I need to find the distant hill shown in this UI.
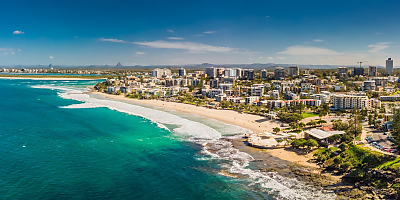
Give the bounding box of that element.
[0,63,389,70]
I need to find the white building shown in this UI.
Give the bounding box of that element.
[332,94,377,110]
[219,83,233,92]
[261,99,321,109]
[310,93,330,104]
[245,96,259,105]
[151,68,172,78]
[363,80,376,91]
[269,90,280,100]
[208,89,223,98]
[251,84,265,96]
[386,58,393,75]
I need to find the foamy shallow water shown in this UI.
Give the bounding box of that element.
[31,84,336,200]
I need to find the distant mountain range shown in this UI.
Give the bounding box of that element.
[0,63,390,70]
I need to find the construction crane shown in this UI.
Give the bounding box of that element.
[357,61,367,68]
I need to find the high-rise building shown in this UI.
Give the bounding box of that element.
[288,66,299,76]
[338,67,348,78]
[178,68,186,76]
[274,67,285,80]
[222,68,237,78]
[151,68,172,78]
[386,58,393,75]
[236,68,244,79]
[332,94,371,110]
[205,67,217,78]
[353,67,364,76]
[261,69,268,80]
[368,66,377,77]
[242,69,254,80]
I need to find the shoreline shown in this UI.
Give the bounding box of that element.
[91,91,281,134]
[90,90,324,169]
[0,76,100,80]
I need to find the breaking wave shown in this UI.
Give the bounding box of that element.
[31,84,336,200]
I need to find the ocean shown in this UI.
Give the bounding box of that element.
[0,78,335,200]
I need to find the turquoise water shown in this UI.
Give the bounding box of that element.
[0,73,108,76]
[0,79,261,200]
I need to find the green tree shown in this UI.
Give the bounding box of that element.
[273,127,281,134]
[305,139,319,150]
[327,134,341,144]
[390,108,400,150]
[317,119,327,126]
[368,114,373,126]
[333,120,349,131]
[289,122,298,130]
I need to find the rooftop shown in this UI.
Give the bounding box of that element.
[305,128,345,139]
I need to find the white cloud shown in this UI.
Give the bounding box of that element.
[368,42,390,52]
[100,38,126,43]
[277,45,342,55]
[167,37,184,40]
[11,52,14,55]
[136,52,145,55]
[13,30,24,35]
[49,56,53,59]
[203,31,215,34]
[259,57,263,59]
[313,39,323,42]
[167,30,174,33]
[133,40,235,53]
[277,57,285,59]
[18,49,21,52]
[0,48,5,51]
[266,16,270,18]
[268,57,274,59]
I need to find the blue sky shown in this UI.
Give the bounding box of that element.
[1,0,399,66]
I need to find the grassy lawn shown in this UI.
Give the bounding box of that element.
[375,157,400,170]
[301,112,319,118]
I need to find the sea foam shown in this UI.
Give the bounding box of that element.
[32,85,221,140]
[32,84,336,200]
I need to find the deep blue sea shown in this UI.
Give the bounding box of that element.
[0,78,335,200]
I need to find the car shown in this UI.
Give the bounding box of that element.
[383,132,387,135]
[383,147,389,151]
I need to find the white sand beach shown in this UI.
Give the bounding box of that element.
[91,91,320,168]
